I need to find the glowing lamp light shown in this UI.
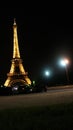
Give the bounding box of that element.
[64,59,69,64]
[60,60,66,66]
[60,58,69,67]
[59,58,70,84]
[45,71,50,76]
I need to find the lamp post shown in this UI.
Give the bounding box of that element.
[44,70,50,86]
[45,71,50,77]
[60,58,69,84]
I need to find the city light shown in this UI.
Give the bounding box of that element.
[59,58,69,84]
[44,70,50,77]
[60,58,69,67]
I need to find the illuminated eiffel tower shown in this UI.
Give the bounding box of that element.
[4,19,31,87]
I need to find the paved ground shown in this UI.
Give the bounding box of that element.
[0,85,73,110]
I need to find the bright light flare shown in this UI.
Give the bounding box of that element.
[64,59,69,64]
[45,71,50,76]
[60,58,69,67]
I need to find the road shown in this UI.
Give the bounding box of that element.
[0,85,73,110]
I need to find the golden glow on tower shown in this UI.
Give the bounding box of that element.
[4,19,31,87]
[9,59,26,74]
[13,19,20,58]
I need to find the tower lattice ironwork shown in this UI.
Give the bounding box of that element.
[4,19,31,87]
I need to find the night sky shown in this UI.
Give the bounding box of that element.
[0,8,73,86]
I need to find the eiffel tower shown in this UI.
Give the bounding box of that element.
[4,19,31,87]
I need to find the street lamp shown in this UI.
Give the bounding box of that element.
[45,70,50,77]
[60,58,69,84]
[43,70,51,86]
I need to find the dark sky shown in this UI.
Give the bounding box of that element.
[0,8,73,85]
